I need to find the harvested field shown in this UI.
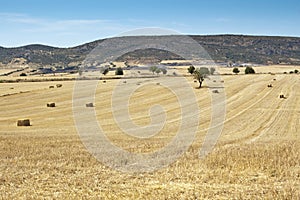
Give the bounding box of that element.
[0,67,299,199]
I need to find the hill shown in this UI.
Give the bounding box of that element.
[0,35,300,68]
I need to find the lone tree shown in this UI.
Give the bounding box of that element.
[245,66,255,74]
[188,66,195,74]
[149,66,158,74]
[115,67,124,75]
[233,67,240,74]
[194,67,210,88]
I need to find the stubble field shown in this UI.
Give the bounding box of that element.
[0,66,299,199]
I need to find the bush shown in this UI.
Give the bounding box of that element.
[115,67,124,75]
[20,72,27,76]
[294,69,299,74]
[161,68,167,75]
[210,67,216,75]
[100,67,109,75]
[245,66,255,74]
[233,67,240,74]
[187,66,195,74]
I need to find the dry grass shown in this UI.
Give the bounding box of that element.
[0,67,299,199]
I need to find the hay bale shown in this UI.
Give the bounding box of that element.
[49,86,55,89]
[17,119,30,126]
[86,103,94,107]
[212,89,219,93]
[156,83,160,85]
[267,84,272,87]
[123,81,127,84]
[273,78,276,81]
[103,80,106,83]
[56,84,62,88]
[47,102,56,107]
[279,94,285,99]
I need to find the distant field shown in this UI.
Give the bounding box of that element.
[0,65,299,199]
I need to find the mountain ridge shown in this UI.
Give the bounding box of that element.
[1,34,300,67]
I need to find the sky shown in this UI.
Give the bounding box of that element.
[0,0,299,47]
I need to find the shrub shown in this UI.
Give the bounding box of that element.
[20,72,27,76]
[210,67,216,75]
[294,69,299,74]
[188,66,195,74]
[161,68,167,75]
[115,67,124,75]
[100,67,109,75]
[233,67,240,74]
[245,67,255,74]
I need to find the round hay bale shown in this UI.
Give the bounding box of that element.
[49,86,55,89]
[86,103,94,107]
[17,119,30,126]
[156,83,160,85]
[56,84,62,88]
[212,89,219,93]
[103,80,106,83]
[47,102,55,107]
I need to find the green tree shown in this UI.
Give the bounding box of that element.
[233,67,240,74]
[149,66,158,74]
[188,66,195,74]
[194,67,210,88]
[115,67,124,75]
[245,66,255,74]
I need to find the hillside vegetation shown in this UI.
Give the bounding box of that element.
[0,35,300,68]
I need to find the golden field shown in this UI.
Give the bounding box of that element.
[0,65,299,199]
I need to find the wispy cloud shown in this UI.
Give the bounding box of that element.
[0,12,127,33]
[0,13,42,24]
[0,12,136,46]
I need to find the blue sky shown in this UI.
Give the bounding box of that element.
[0,0,299,47]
